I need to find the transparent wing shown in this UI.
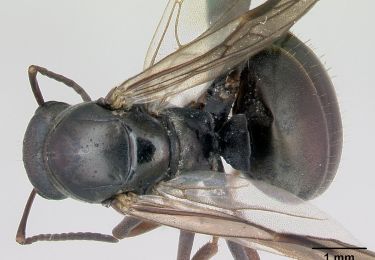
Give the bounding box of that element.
[112,171,375,260]
[143,0,252,109]
[106,0,318,110]
[144,0,252,69]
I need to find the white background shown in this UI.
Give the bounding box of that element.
[0,1,374,259]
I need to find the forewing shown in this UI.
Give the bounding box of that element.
[143,0,252,109]
[112,171,375,259]
[106,0,318,110]
[144,0,252,69]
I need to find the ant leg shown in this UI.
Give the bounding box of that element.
[28,65,91,106]
[16,189,118,245]
[242,248,260,260]
[176,231,195,260]
[191,236,219,260]
[226,240,260,260]
[112,216,159,239]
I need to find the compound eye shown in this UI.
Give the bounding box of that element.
[23,102,69,200]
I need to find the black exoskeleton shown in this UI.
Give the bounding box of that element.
[23,88,251,203]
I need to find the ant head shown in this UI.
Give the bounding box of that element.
[23,65,92,200]
[23,101,70,200]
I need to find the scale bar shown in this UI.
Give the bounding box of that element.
[312,247,367,250]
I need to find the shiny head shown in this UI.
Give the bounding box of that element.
[23,102,170,203]
[23,101,70,200]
